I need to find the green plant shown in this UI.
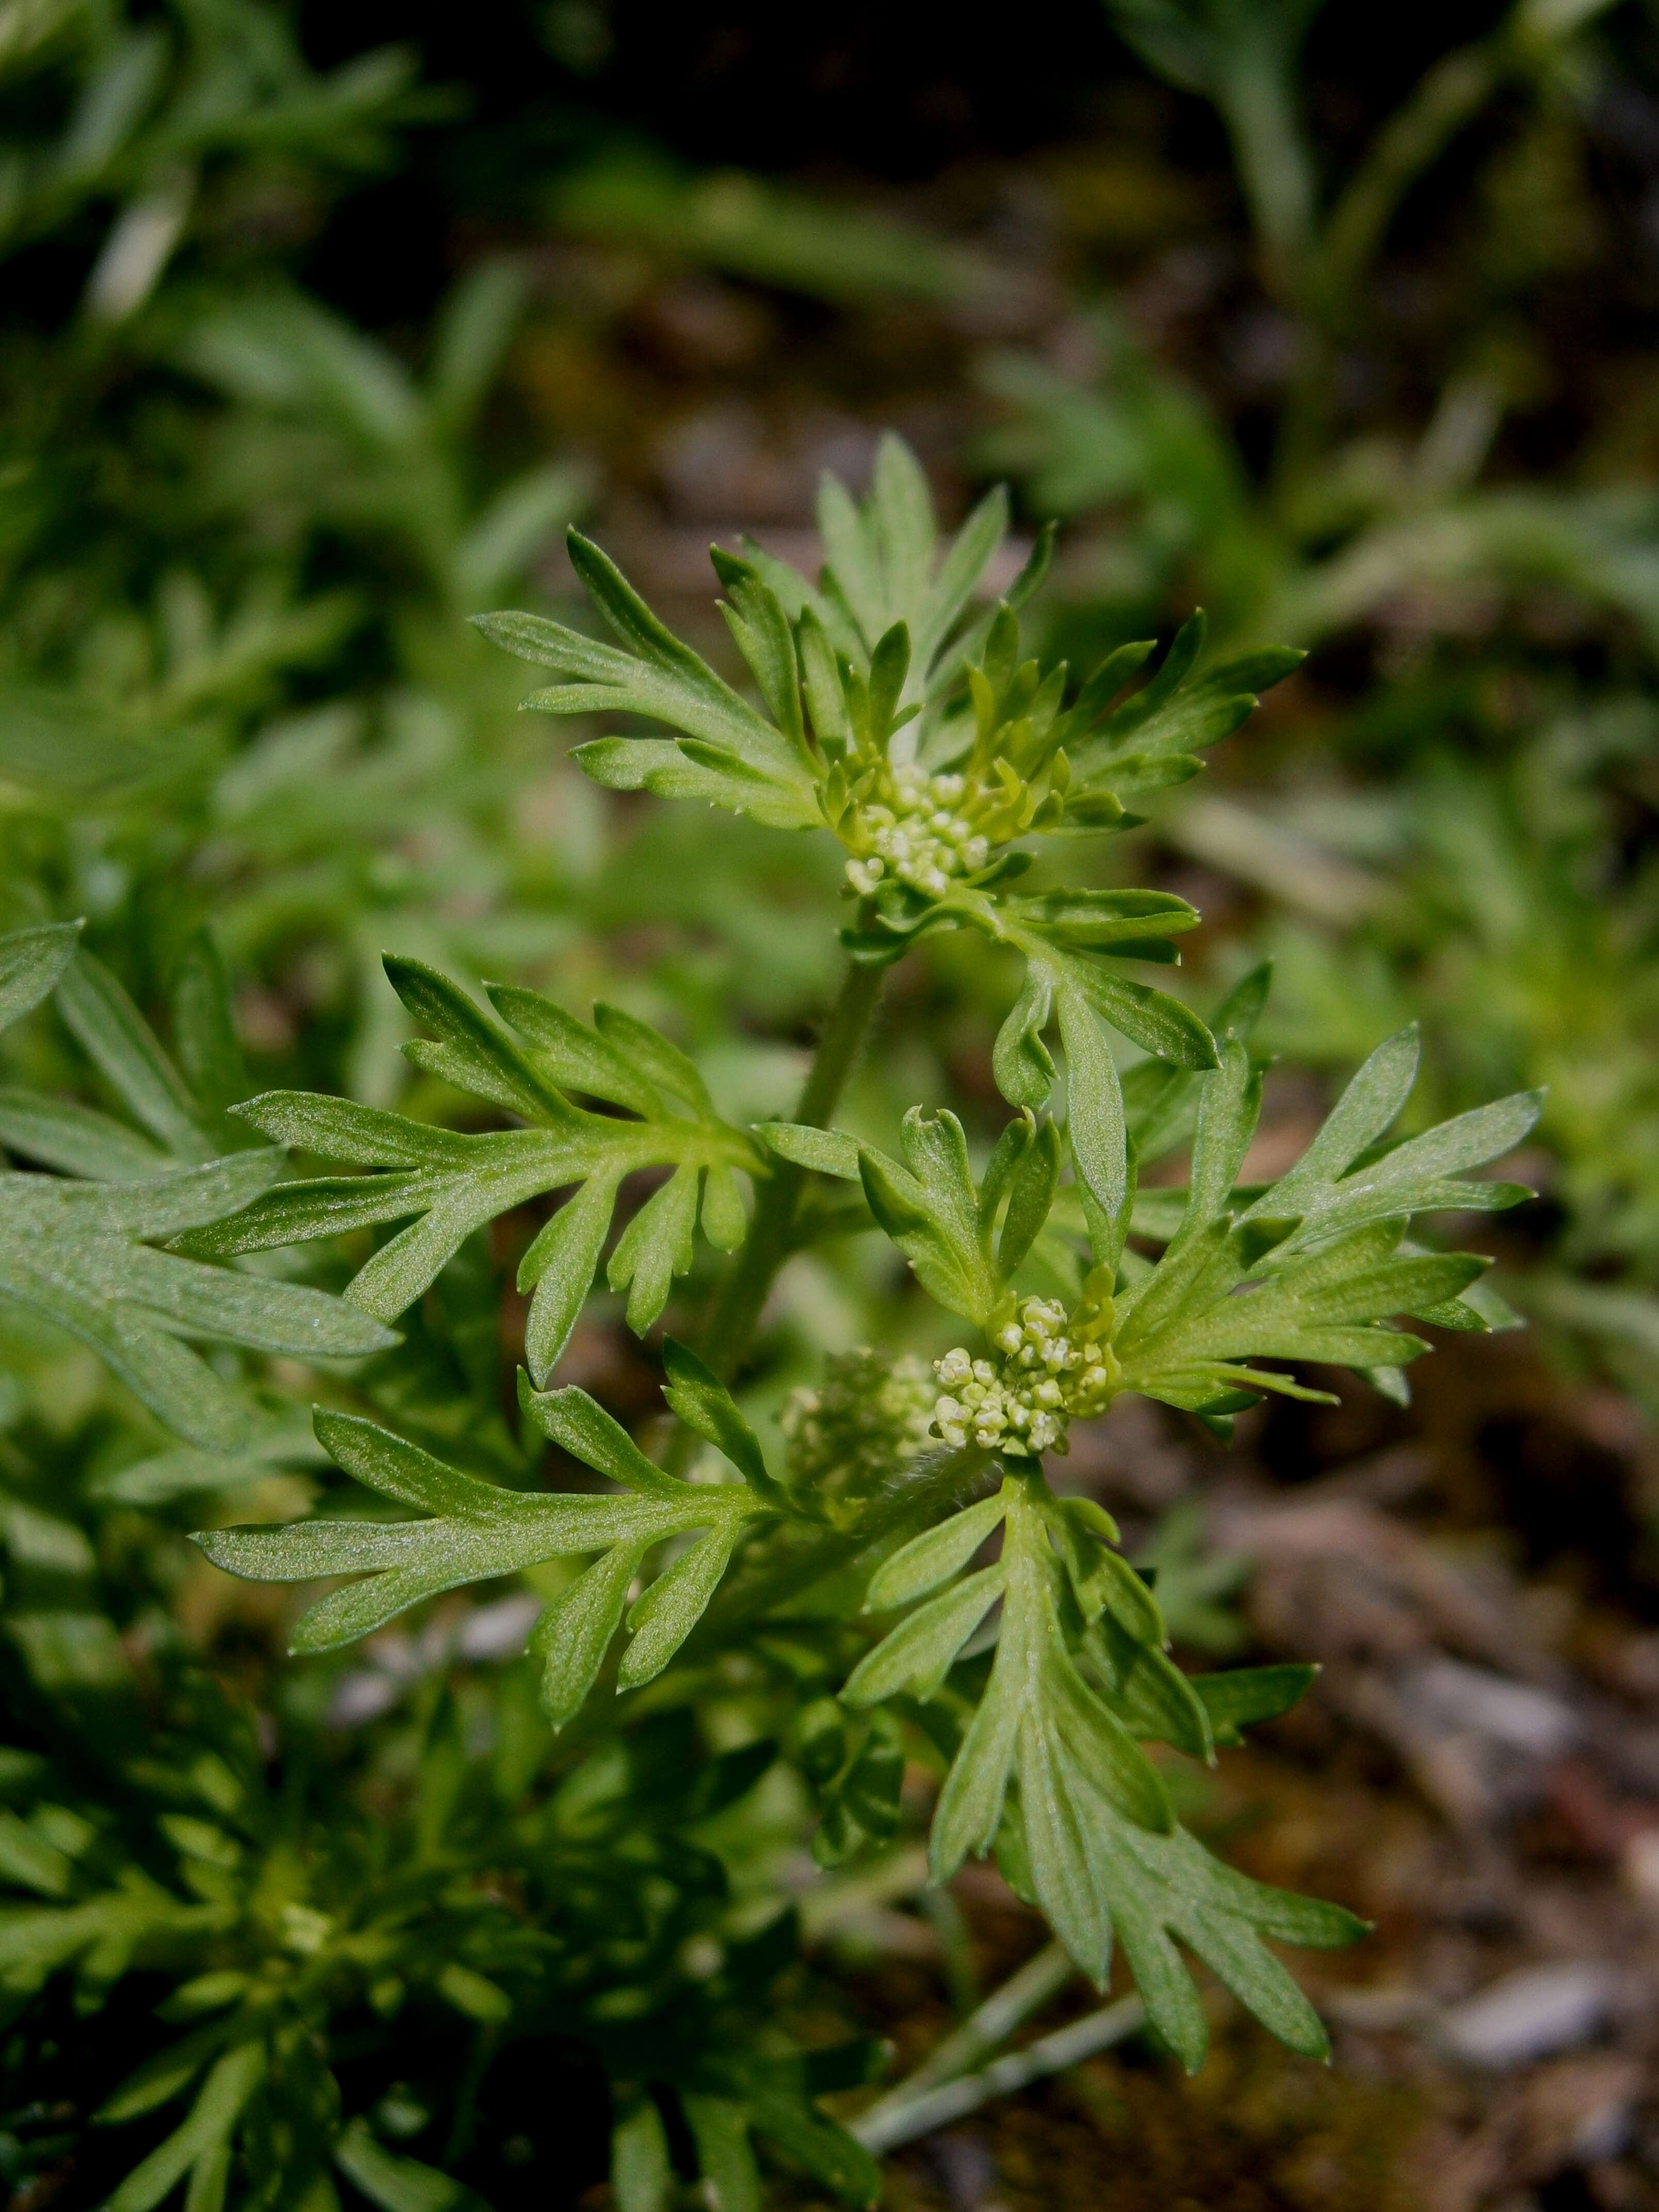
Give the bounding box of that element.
[978,0,1659,1395]
[0,0,423,313]
[1243,705,1659,1405]
[0,441,1540,2206]
[989,0,1648,654]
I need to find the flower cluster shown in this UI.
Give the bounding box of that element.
[932,1297,1118,1459]
[842,766,994,898]
[780,1347,937,1503]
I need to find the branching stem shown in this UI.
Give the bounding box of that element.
[691,1444,990,1655]
[700,956,885,1377]
[884,1941,1077,2105]
[557,1446,990,1755]
[853,1993,1145,2153]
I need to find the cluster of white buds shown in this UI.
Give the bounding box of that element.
[932,1298,1118,1459]
[844,766,993,899]
[780,1347,937,1504]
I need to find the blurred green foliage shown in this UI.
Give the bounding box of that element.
[988,0,1659,1400]
[1,1,1657,2206]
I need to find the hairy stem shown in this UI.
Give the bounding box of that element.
[877,1941,1077,2105]
[852,1995,1145,2154]
[700,956,885,1377]
[571,1447,992,1756]
[692,1444,991,1655]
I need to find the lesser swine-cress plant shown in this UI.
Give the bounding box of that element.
[0,439,1539,2209]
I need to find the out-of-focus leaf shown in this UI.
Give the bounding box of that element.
[0,1154,395,1448]
[0,921,79,1035]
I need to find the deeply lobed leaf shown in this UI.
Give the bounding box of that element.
[176,958,762,1376]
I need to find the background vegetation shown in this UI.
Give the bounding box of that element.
[4,2,1659,2206]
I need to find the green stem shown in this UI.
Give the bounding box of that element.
[1218,56,1316,301]
[1310,0,1624,327]
[1277,4,1603,504]
[884,1941,1077,2104]
[700,956,885,1378]
[572,1448,990,1752]
[1272,30,1509,513]
[690,1444,990,1656]
[1313,42,1499,328]
[852,1995,1145,2154]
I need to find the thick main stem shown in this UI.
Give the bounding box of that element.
[700,956,885,1378]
